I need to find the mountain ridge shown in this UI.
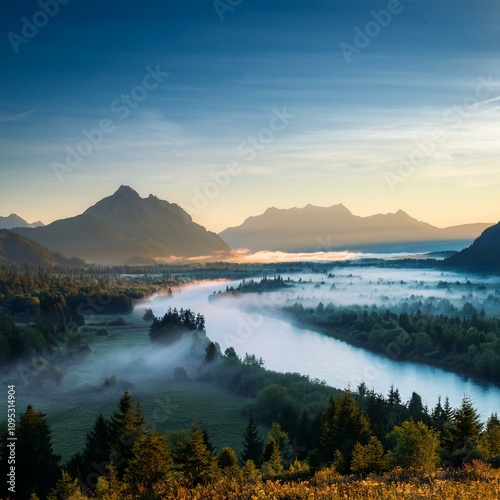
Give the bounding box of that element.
[0,229,85,267]
[13,186,230,265]
[0,214,44,229]
[219,204,494,253]
[445,221,500,271]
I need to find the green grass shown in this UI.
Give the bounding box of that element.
[19,379,254,462]
[6,316,262,463]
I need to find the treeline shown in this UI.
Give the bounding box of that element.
[149,308,206,345]
[0,269,165,322]
[209,275,292,301]
[2,388,499,500]
[284,303,500,383]
[0,314,89,376]
[198,349,500,471]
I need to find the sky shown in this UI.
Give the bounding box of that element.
[0,0,499,232]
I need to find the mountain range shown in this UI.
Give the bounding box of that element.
[0,214,44,229]
[13,186,229,265]
[219,204,494,253]
[4,188,497,266]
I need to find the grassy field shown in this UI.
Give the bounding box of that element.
[20,379,255,463]
[6,314,262,462]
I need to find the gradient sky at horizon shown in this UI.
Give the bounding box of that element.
[1,0,499,232]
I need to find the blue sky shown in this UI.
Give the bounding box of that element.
[1,0,499,231]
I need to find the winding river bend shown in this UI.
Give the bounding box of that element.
[144,269,500,420]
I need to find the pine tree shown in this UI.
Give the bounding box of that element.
[241,416,264,466]
[16,404,61,499]
[445,396,483,463]
[408,392,427,422]
[47,471,85,500]
[218,447,239,469]
[261,439,283,477]
[94,464,122,500]
[296,409,311,459]
[479,413,500,459]
[123,431,173,497]
[218,447,240,478]
[80,415,112,490]
[109,392,146,478]
[178,424,218,486]
[202,341,219,366]
[202,428,216,454]
[320,392,371,472]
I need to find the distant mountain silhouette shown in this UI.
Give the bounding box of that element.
[0,214,44,229]
[13,186,229,265]
[445,221,500,271]
[219,204,493,253]
[0,229,84,267]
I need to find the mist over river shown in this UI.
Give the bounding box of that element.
[142,267,500,419]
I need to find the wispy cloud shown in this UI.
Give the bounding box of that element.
[0,110,35,123]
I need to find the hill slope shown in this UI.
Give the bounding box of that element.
[14,186,229,264]
[0,230,84,267]
[219,204,493,252]
[445,221,500,271]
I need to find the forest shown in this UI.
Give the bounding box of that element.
[1,379,499,499]
[283,302,500,384]
[1,269,499,499]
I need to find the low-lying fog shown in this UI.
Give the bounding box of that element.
[3,266,499,430]
[143,267,500,419]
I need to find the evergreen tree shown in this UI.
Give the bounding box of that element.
[445,396,483,464]
[277,402,299,440]
[47,471,85,500]
[109,392,146,478]
[431,396,454,438]
[266,422,293,465]
[261,439,283,477]
[351,436,386,474]
[366,392,389,444]
[479,413,500,459]
[296,409,312,459]
[241,416,264,466]
[123,431,172,498]
[94,464,122,500]
[202,341,219,366]
[218,447,239,469]
[178,424,218,486]
[320,392,371,472]
[16,404,61,499]
[80,414,112,490]
[408,392,427,422]
[202,428,216,454]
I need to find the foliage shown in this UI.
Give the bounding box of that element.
[240,416,264,466]
[149,307,205,344]
[387,419,440,472]
[284,303,500,383]
[15,404,61,499]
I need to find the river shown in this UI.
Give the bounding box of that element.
[143,267,500,420]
